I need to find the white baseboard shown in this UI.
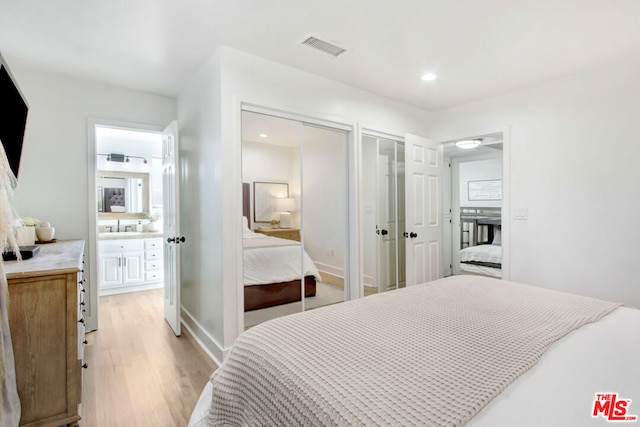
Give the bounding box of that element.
[314,261,344,278]
[99,281,163,296]
[363,274,374,287]
[180,306,229,366]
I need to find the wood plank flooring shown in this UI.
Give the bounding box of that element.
[82,289,217,427]
[321,272,378,297]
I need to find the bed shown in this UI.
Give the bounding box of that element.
[190,275,639,426]
[460,207,502,278]
[460,244,502,278]
[243,217,321,311]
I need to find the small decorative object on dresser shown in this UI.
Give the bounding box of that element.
[35,221,55,242]
[16,216,40,246]
[255,227,300,242]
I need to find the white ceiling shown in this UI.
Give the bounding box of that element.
[2,0,640,111]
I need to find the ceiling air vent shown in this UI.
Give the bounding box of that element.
[300,34,347,57]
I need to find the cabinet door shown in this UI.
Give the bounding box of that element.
[123,252,144,284]
[99,254,122,287]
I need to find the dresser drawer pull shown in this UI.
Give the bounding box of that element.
[83,340,88,345]
[78,318,85,324]
[82,363,88,369]
[80,302,85,306]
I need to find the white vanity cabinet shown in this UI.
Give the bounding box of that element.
[98,237,164,295]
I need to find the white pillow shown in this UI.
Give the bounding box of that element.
[492,228,502,246]
[242,216,253,235]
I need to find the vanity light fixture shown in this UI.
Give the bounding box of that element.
[455,138,483,150]
[98,153,148,164]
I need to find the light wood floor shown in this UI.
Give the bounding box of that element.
[321,272,379,297]
[82,289,217,427]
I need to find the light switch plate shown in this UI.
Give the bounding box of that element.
[514,208,528,220]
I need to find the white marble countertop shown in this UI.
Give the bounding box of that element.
[3,240,85,278]
[98,231,163,240]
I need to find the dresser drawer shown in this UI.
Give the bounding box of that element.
[99,239,144,253]
[145,250,162,261]
[144,238,163,250]
[145,260,163,271]
[145,271,163,282]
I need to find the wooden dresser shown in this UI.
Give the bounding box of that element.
[255,227,301,242]
[4,240,86,427]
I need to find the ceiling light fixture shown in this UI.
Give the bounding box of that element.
[259,133,268,138]
[455,138,483,150]
[420,73,438,81]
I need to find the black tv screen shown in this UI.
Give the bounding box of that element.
[0,53,29,179]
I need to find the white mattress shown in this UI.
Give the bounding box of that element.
[460,262,502,278]
[189,279,639,426]
[469,306,640,426]
[460,244,502,265]
[243,232,320,286]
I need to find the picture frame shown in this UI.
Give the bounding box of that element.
[253,181,289,223]
[468,179,502,201]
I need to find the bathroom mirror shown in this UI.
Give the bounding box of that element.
[97,171,150,218]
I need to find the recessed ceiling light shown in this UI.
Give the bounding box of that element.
[259,133,268,138]
[420,73,438,81]
[456,139,483,150]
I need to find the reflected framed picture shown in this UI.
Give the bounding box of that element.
[468,179,502,201]
[253,181,289,223]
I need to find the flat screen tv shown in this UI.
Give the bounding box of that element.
[0,53,29,179]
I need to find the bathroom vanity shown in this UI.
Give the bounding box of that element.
[97,232,163,295]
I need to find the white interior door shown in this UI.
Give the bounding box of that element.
[405,133,443,285]
[162,120,181,336]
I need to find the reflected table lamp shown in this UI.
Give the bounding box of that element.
[275,198,295,228]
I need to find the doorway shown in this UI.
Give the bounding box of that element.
[86,121,166,332]
[362,134,406,294]
[240,109,351,328]
[442,132,505,279]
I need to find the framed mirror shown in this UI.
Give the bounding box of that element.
[97,171,150,218]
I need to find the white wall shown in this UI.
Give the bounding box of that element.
[176,51,227,363]
[178,46,434,359]
[6,57,175,330]
[301,125,347,277]
[431,57,640,308]
[459,158,502,208]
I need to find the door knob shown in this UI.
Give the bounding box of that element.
[410,232,418,238]
[178,236,186,243]
[403,232,408,238]
[381,229,388,236]
[167,237,176,243]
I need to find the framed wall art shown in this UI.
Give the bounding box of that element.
[468,179,502,201]
[253,181,289,223]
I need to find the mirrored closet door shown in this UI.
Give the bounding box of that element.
[241,110,348,329]
[362,134,406,295]
[301,123,348,311]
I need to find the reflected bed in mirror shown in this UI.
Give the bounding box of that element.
[97,171,150,218]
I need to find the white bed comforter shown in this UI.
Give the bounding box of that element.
[192,276,626,426]
[243,232,320,286]
[460,244,502,265]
